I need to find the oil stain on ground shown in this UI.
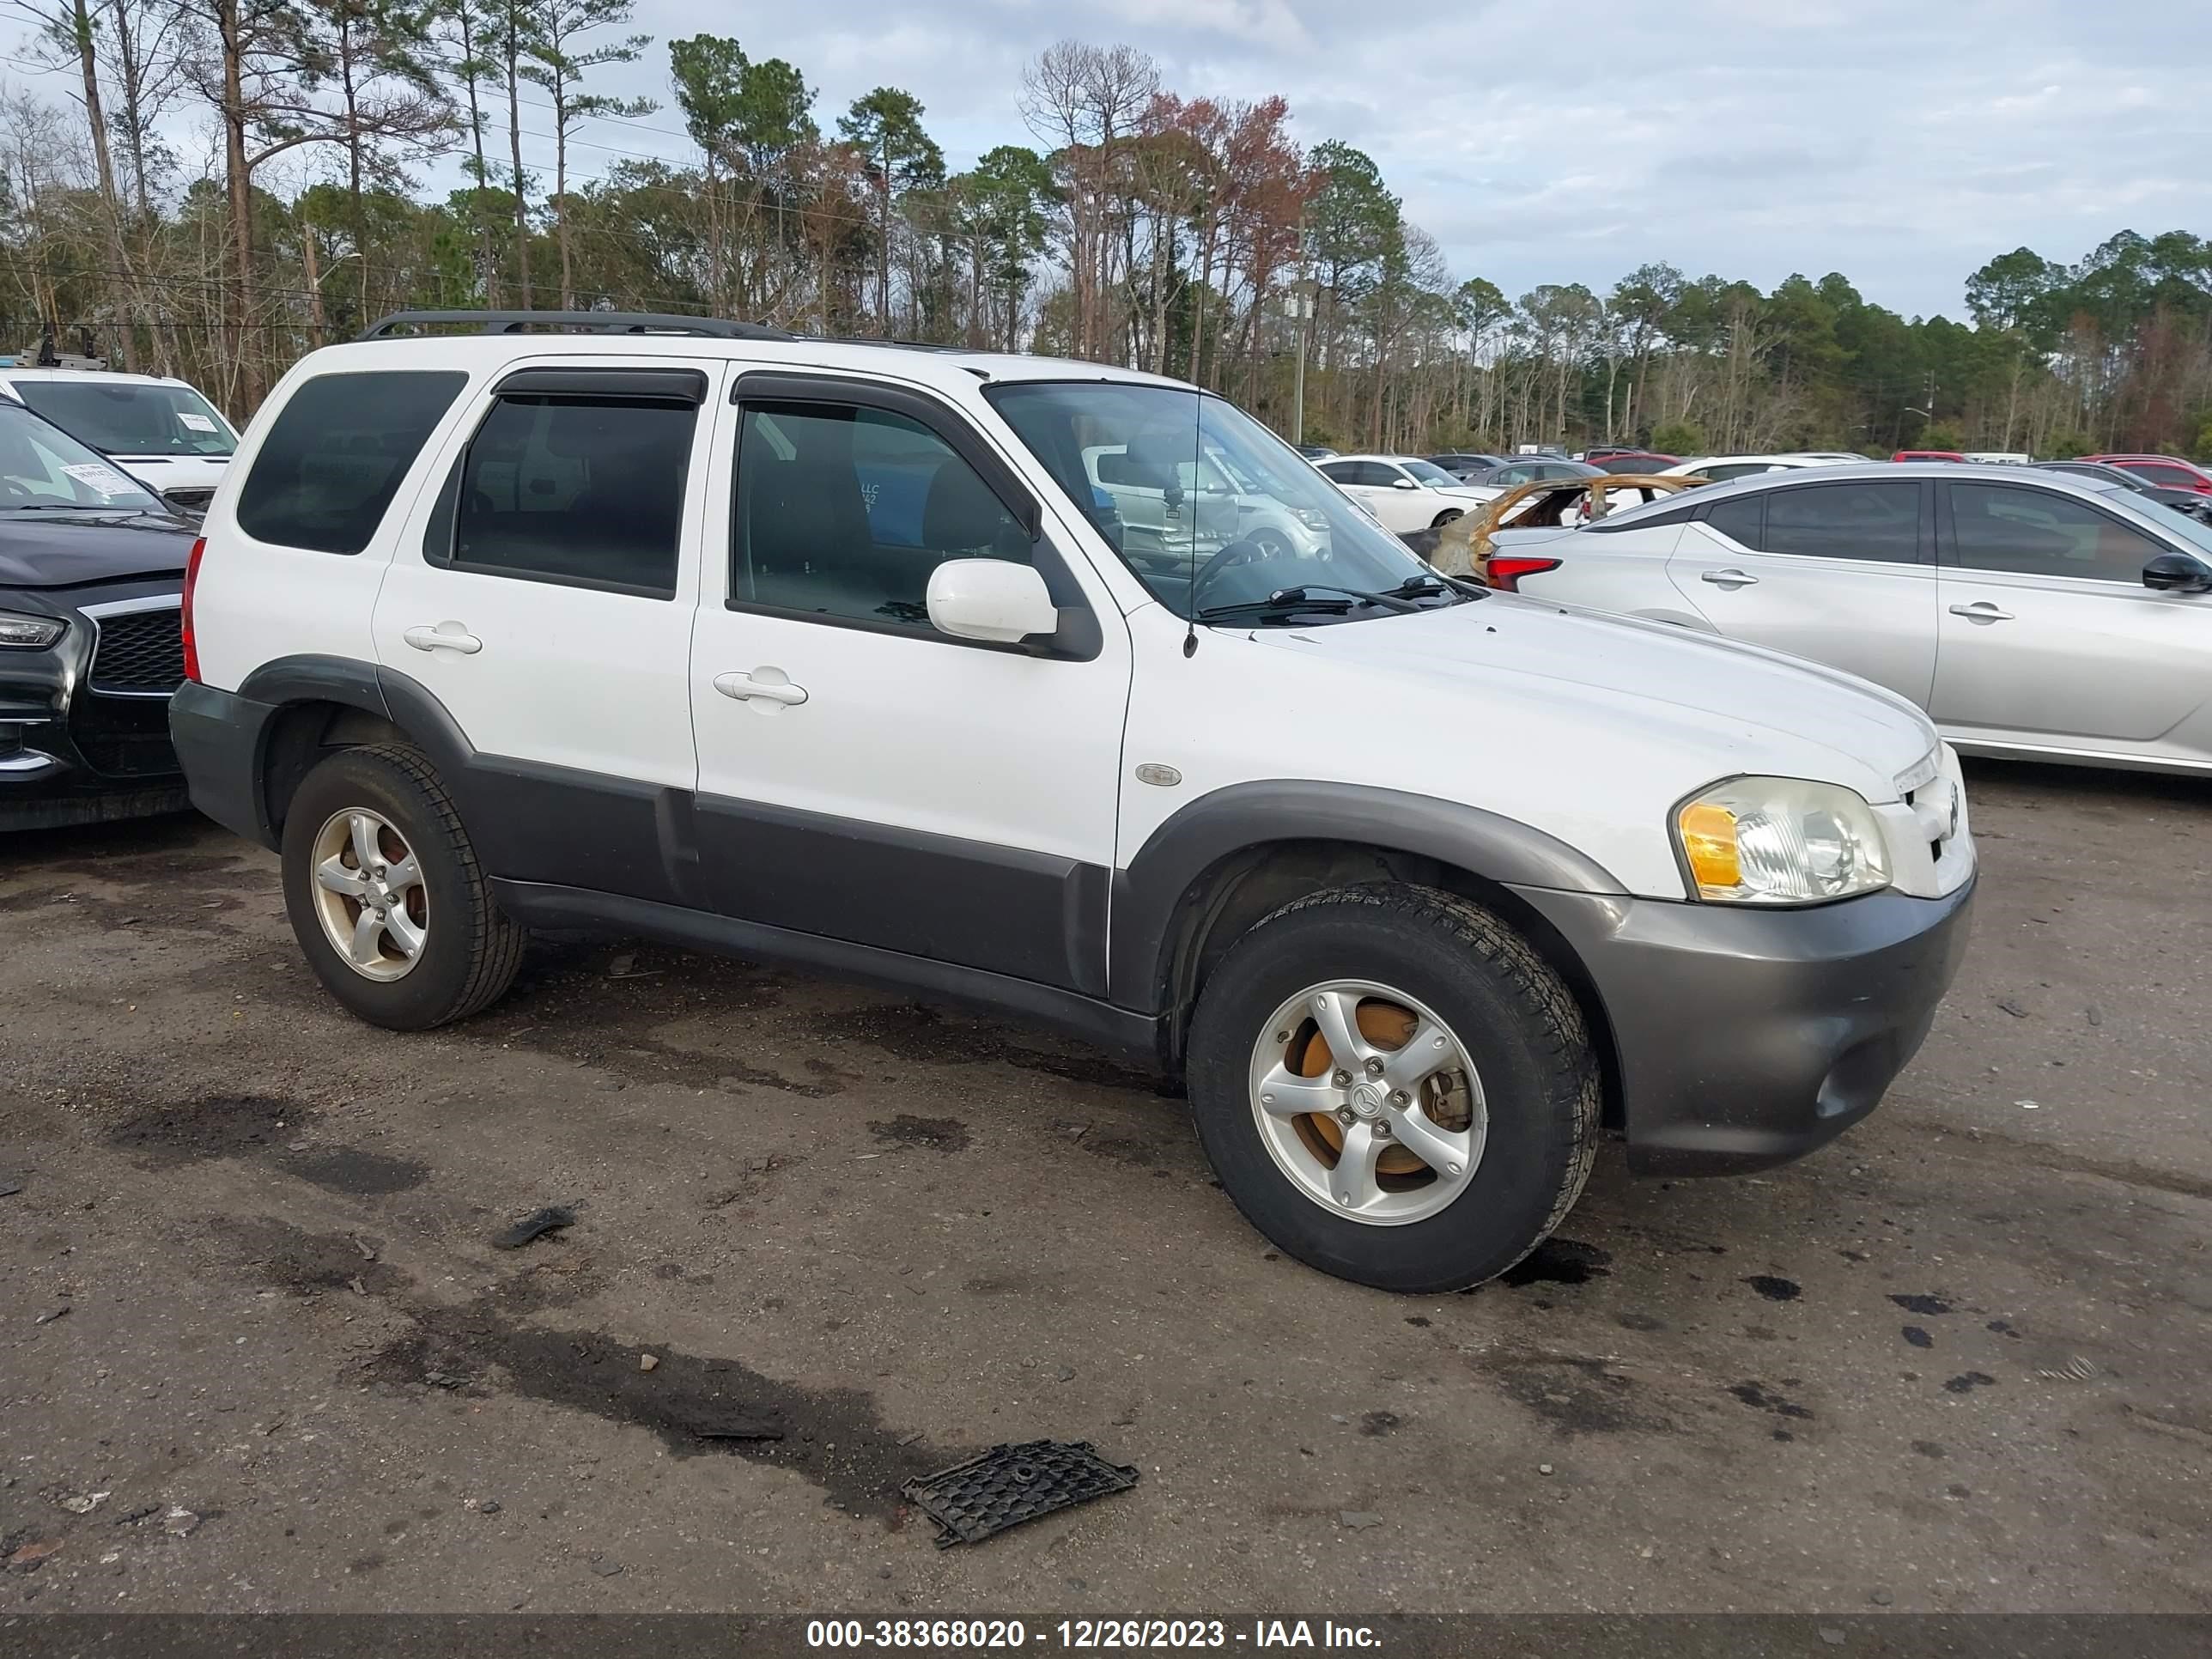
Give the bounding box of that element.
[1890,1293,1953,1316]
[286,1146,429,1196]
[368,1282,945,1521]
[105,1093,426,1194]
[106,1094,314,1166]
[1483,1353,1668,1437]
[1726,1381,1813,1421]
[1498,1238,1613,1288]
[218,1218,410,1297]
[1744,1275,1802,1302]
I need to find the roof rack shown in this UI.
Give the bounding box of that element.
[357,309,793,343]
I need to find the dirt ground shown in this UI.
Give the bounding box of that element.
[2,758,2208,1618]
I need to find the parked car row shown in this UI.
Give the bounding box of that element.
[1484,461,2212,775]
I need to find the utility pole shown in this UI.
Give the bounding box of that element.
[1291,276,1315,444]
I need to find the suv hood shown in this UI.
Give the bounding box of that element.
[1255,593,1936,804]
[0,511,198,588]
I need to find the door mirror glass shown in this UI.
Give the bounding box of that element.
[927,557,1060,644]
[2141,551,2212,592]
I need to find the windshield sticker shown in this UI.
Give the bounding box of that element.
[177,412,218,433]
[62,462,137,496]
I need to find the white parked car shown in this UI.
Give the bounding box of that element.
[1498,461,2212,774]
[169,310,1974,1292]
[0,365,240,513]
[1661,453,1856,483]
[1315,453,1500,533]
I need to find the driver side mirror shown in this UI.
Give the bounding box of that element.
[927,558,1060,644]
[2142,552,2212,593]
[1390,477,1417,490]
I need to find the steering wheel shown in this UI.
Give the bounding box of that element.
[1187,536,1273,604]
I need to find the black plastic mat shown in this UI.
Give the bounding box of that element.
[901,1439,1139,1547]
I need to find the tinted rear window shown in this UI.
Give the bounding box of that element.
[238,370,466,554]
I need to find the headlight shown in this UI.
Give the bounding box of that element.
[1674,776,1890,904]
[1293,506,1329,531]
[0,610,64,648]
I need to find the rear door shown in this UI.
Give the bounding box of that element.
[371,358,716,899]
[1930,479,2212,758]
[1665,477,1939,704]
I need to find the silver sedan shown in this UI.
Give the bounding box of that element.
[1501,463,2212,775]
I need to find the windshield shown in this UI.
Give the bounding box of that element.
[1401,459,1461,489]
[12,380,236,458]
[0,404,164,512]
[2140,495,2212,562]
[987,381,1460,623]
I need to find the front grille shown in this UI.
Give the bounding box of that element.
[67,691,178,778]
[88,605,184,694]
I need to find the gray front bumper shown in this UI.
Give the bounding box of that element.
[1512,879,1976,1175]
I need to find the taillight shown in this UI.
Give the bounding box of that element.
[1486,555,1562,592]
[179,536,205,683]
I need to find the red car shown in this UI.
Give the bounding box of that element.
[1588,451,1678,474]
[2081,453,2212,495]
[1892,449,1966,462]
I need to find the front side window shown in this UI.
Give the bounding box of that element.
[1762,482,1920,562]
[14,380,236,457]
[988,380,1461,624]
[732,401,1029,630]
[2128,463,2198,487]
[1948,483,2166,583]
[447,395,696,595]
[240,370,465,554]
[0,404,162,512]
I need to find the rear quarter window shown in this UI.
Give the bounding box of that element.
[238,370,467,554]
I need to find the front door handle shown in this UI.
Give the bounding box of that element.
[403,623,483,654]
[714,669,808,707]
[1948,601,2014,623]
[1700,568,1759,588]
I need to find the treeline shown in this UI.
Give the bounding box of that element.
[5,3,2210,460]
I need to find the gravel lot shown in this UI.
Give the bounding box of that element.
[2,759,2208,1615]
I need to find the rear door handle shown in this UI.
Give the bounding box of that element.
[1700,568,1758,588]
[403,623,483,654]
[1948,601,2014,623]
[714,669,808,707]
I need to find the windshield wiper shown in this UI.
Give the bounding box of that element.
[1382,573,1486,602]
[1196,583,1419,622]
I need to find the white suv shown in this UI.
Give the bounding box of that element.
[169,310,1976,1292]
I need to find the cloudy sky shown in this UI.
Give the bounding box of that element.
[561,0,2208,317]
[76,0,2212,319]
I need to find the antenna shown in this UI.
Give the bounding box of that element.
[1182,392,1201,658]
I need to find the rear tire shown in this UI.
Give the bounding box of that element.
[1186,883,1600,1292]
[281,743,525,1030]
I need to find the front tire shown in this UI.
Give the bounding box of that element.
[1186,884,1599,1292]
[281,744,525,1030]
[1430,508,1465,529]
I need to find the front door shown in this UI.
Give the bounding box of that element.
[1667,477,1940,705]
[1931,479,2212,758]
[687,372,1132,994]
[371,360,717,900]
